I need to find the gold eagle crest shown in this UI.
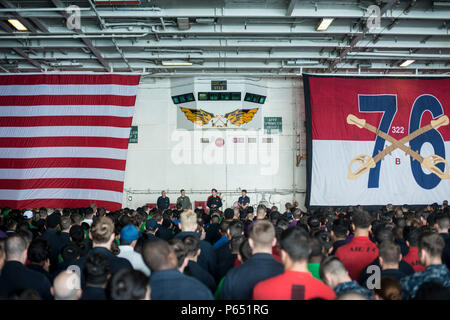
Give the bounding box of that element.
[224,108,259,126]
[180,107,259,127]
[180,107,215,126]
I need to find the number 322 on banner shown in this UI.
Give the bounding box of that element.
[347,94,450,190]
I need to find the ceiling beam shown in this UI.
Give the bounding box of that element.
[81,37,112,71]
[111,38,133,71]
[0,0,68,55]
[0,7,42,72]
[3,50,449,62]
[3,60,448,71]
[1,20,447,36]
[0,19,12,32]
[0,0,37,32]
[286,0,298,16]
[1,36,449,50]
[329,0,397,71]
[51,0,111,72]
[1,6,449,20]
[12,48,42,71]
[27,17,48,32]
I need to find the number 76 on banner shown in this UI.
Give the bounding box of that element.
[348,94,449,190]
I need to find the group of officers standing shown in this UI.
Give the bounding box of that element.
[155,189,251,212]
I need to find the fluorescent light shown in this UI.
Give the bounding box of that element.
[317,18,334,31]
[287,59,319,65]
[162,60,193,66]
[196,18,215,24]
[433,1,450,8]
[400,59,415,67]
[8,19,27,31]
[95,0,141,4]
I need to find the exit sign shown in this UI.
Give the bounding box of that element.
[264,117,282,134]
[129,126,138,143]
[211,80,227,90]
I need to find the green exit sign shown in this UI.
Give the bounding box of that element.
[129,126,138,143]
[264,117,282,134]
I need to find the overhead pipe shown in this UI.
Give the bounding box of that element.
[0,6,160,12]
[107,7,161,11]
[104,22,176,28]
[1,69,445,76]
[0,33,334,41]
[0,70,442,77]
[88,0,106,30]
[0,32,151,39]
[143,48,204,54]
[348,52,450,59]
[0,7,91,12]
[111,37,133,71]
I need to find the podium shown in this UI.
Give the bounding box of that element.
[194,201,209,214]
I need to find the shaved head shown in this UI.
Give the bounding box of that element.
[142,240,177,272]
[5,234,28,261]
[52,270,82,300]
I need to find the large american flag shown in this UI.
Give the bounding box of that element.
[0,74,141,211]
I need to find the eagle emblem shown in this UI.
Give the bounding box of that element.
[224,108,259,126]
[180,108,215,126]
[180,108,259,127]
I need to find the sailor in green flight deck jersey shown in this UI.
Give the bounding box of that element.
[177,189,191,210]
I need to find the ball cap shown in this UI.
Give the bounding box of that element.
[120,224,139,242]
[23,210,34,220]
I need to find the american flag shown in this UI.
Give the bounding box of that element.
[0,74,141,211]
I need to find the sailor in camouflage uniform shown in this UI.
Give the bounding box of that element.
[400,232,450,299]
[335,280,374,300]
[320,256,374,300]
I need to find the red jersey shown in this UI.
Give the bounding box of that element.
[402,247,426,273]
[335,236,378,281]
[253,270,335,300]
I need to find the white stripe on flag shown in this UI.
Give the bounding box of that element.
[0,126,131,139]
[0,105,134,117]
[0,188,123,203]
[0,147,128,160]
[0,84,138,96]
[0,168,125,180]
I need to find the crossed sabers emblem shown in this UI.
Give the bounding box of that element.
[212,115,227,127]
[347,114,450,180]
